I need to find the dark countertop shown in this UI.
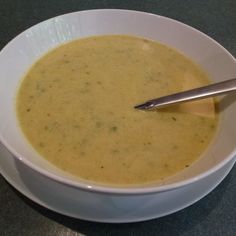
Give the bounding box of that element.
[0,1,236,235]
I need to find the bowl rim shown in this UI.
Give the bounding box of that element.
[0,9,236,195]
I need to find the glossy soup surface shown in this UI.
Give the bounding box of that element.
[17,35,218,186]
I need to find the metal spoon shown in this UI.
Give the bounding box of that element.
[134,78,236,110]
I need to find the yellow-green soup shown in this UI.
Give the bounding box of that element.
[17,35,218,185]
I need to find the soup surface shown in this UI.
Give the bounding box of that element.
[17,35,218,185]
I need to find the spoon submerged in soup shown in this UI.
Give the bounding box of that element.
[135,78,236,110]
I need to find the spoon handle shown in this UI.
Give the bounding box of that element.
[135,78,236,110]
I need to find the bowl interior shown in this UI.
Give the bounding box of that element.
[0,9,236,190]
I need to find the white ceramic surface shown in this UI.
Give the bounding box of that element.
[0,9,236,222]
[0,142,235,223]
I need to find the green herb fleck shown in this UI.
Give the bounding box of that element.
[110,126,118,132]
[39,142,45,148]
[95,121,102,128]
[143,142,152,146]
[72,124,80,129]
[111,149,119,154]
[80,138,88,145]
[172,116,177,121]
[172,145,178,150]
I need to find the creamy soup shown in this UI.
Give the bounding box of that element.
[16,35,218,186]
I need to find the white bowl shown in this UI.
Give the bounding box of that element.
[0,9,236,222]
